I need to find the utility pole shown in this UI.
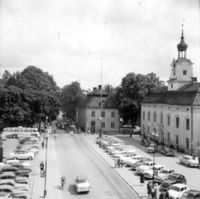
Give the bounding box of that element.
[44,128,49,197]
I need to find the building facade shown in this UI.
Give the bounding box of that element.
[76,85,120,133]
[141,29,200,155]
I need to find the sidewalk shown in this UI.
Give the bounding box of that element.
[81,135,150,199]
[31,136,62,199]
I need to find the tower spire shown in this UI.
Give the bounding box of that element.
[177,24,188,59]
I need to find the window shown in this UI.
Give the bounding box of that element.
[176,117,179,128]
[111,122,115,128]
[167,132,170,143]
[111,111,115,118]
[183,70,187,75]
[186,119,190,130]
[91,111,95,117]
[153,112,157,122]
[101,122,105,128]
[171,85,173,89]
[148,112,151,121]
[143,111,145,120]
[101,111,105,118]
[186,138,189,149]
[160,113,163,124]
[167,115,170,126]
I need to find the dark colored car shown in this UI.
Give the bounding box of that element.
[0,166,30,178]
[159,173,186,192]
[180,190,200,199]
[159,146,175,156]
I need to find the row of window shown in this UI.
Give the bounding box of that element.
[91,111,115,118]
[101,122,115,128]
[143,111,190,130]
[143,125,190,149]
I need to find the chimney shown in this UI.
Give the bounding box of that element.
[98,85,102,90]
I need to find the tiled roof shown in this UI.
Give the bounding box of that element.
[79,96,117,109]
[143,83,200,105]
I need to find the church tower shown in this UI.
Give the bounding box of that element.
[167,25,194,91]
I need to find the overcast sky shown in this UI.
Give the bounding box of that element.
[0,0,199,89]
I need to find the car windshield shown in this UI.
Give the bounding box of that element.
[182,191,199,199]
[168,175,177,180]
[170,186,180,191]
[160,170,168,174]
[76,178,86,183]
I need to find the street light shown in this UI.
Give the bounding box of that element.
[44,128,49,197]
[98,117,103,147]
[151,131,158,186]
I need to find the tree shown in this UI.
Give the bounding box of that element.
[60,81,85,121]
[114,72,163,128]
[2,70,12,81]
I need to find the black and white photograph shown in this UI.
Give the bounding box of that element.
[0,0,200,198]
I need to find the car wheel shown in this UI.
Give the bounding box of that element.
[29,156,33,160]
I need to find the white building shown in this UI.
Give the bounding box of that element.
[141,29,200,155]
[76,85,120,134]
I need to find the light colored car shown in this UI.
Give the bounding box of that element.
[143,165,165,179]
[112,148,136,158]
[74,176,90,193]
[154,168,175,183]
[179,155,199,167]
[136,161,155,175]
[0,179,29,190]
[123,155,144,167]
[0,192,11,198]
[0,185,29,198]
[9,151,34,160]
[0,172,29,184]
[180,190,200,199]
[168,183,188,199]
[147,143,158,153]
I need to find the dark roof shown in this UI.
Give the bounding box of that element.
[79,95,118,109]
[87,89,108,97]
[143,83,200,105]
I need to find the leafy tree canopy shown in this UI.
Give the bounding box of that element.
[60,81,85,121]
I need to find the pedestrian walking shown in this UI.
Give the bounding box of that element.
[147,181,151,196]
[40,161,44,177]
[114,158,118,168]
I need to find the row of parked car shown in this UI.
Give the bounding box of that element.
[141,139,200,168]
[0,132,40,198]
[97,136,200,199]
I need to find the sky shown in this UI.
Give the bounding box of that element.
[0,0,199,89]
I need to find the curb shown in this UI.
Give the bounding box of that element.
[81,135,145,199]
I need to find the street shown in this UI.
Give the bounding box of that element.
[114,135,200,191]
[53,132,140,199]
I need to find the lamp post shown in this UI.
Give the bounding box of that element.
[44,128,49,197]
[152,131,158,186]
[98,117,103,147]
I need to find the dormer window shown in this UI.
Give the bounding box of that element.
[183,70,187,75]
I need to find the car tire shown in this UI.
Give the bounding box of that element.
[29,157,33,160]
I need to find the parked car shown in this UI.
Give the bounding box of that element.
[8,151,34,160]
[160,173,187,192]
[154,168,175,184]
[133,126,141,135]
[140,139,150,147]
[0,192,11,198]
[159,146,175,156]
[168,183,188,199]
[0,172,28,184]
[0,179,29,190]
[180,190,200,199]
[0,166,30,178]
[0,185,29,198]
[143,165,165,179]
[147,143,158,153]
[136,161,155,175]
[131,158,152,170]
[74,176,90,193]
[179,155,199,167]
[123,155,144,167]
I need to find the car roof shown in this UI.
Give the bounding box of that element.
[0,172,15,177]
[171,183,187,188]
[0,184,14,189]
[169,173,183,177]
